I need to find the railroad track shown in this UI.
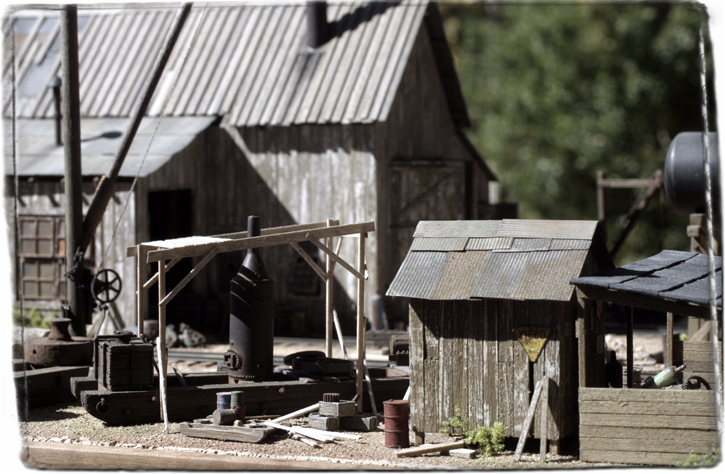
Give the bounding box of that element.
[166,350,392,368]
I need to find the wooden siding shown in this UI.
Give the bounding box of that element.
[409,297,579,441]
[579,387,719,465]
[376,22,490,323]
[673,339,722,385]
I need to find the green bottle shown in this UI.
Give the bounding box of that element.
[645,365,686,389]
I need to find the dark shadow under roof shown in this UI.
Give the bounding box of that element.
[571,250,722,318]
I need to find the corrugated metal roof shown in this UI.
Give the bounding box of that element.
[497,219,599,240]
[465,237,513,251]
[3,1,460,127]
[3,116,214,176]
[387,218,606,302]
[571,250,722,308]
[414,220,502,238]
[386,250,447,299]
[428,251,487,300]
[410,237,468,252]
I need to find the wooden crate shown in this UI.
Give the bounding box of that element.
[95,335,154,391]
[579,387,719,466]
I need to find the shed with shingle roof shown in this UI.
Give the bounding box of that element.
[3,1,500,334]
[386,219,613,448]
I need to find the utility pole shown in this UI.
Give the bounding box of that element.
[61,5,87,336]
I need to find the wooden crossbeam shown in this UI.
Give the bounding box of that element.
[145,221,375,263]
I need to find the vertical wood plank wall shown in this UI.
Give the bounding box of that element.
[409,297,580,441]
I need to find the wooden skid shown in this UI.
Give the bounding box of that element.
[80,377,408,425]
[15,366,91,409]
[179,422,274,443]
[579,387,719,466]
[71,372,230,400]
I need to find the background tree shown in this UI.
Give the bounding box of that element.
[441,1,715,265]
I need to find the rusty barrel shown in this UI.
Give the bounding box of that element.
[383,399,410,448]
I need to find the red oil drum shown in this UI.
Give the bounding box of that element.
[383,399,410,448]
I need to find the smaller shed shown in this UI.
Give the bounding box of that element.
[386,219,613,450]
[571,250,721,466]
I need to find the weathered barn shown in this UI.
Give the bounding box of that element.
[571,250,722,466]
[386,219,613,449]
[3,1,500,335]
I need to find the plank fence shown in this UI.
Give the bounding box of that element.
[579,387,719,466]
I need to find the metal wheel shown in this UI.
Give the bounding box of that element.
[91,268,123,304]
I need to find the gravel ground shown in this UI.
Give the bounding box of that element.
[17,402,618,470]
[13,333,667,470]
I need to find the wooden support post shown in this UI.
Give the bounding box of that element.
[333,310,349,360]
[158,259,168,430]
[539,379,548,462]
[667,312,674,366]
[576,292,588,388]
[326,218,334,358]
[356,232,366,411]
[514,376,547,462]
[136,244,147,337]
[626,306,633,389]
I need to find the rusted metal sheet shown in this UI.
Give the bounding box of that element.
[413,220,501,238]
[465,237,513,251]
[497,219,599,240]
[428,251,487,300]
[386,251,447,299]
[510,250,588,301]
[410,237,468,252]
[4,2,429,127]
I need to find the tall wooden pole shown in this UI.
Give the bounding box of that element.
[325,218,334,357]
[61,4,86,336]
[356,232,366,411]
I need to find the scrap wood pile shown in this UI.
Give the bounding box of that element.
[180,391,374,447]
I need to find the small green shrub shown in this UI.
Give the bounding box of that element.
[464,422,506,457]
[675,450,719,467]
[440,407,470,436]
[679,333,689,342]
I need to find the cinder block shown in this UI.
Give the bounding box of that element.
[308,412,340,431]
[450,448,477,459]
[319,400,356,417]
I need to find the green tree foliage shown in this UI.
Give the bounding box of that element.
[441,2,714,264]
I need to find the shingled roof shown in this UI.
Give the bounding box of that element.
[386,219,612,302]
[571,250,722,318]
[3,1,469,127]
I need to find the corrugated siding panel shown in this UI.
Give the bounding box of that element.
[465,237,513,251]
[4,2,427,126]
[429,251,487,300]
[471,251,530,301]
[414,220,501,238]
[410,237,468,252]
[386,251,448,299]
[497,219,598,240]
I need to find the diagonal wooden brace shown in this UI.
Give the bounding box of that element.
[311,239,363,280]
[290,242,327,281]
[144,258,181,290]
[159,248,219,307]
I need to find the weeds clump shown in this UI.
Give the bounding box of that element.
[675,450,719,467]
[441,407,506,457]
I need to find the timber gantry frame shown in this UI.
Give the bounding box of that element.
[127,219,375,430]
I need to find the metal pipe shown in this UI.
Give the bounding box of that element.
[61,4,86,336]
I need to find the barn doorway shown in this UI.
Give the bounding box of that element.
[147,189,198,332]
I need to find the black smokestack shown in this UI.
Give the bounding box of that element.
[224,216,276,382]
[306,1,328,49]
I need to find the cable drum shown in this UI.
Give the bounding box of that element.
[664,132,720,219]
